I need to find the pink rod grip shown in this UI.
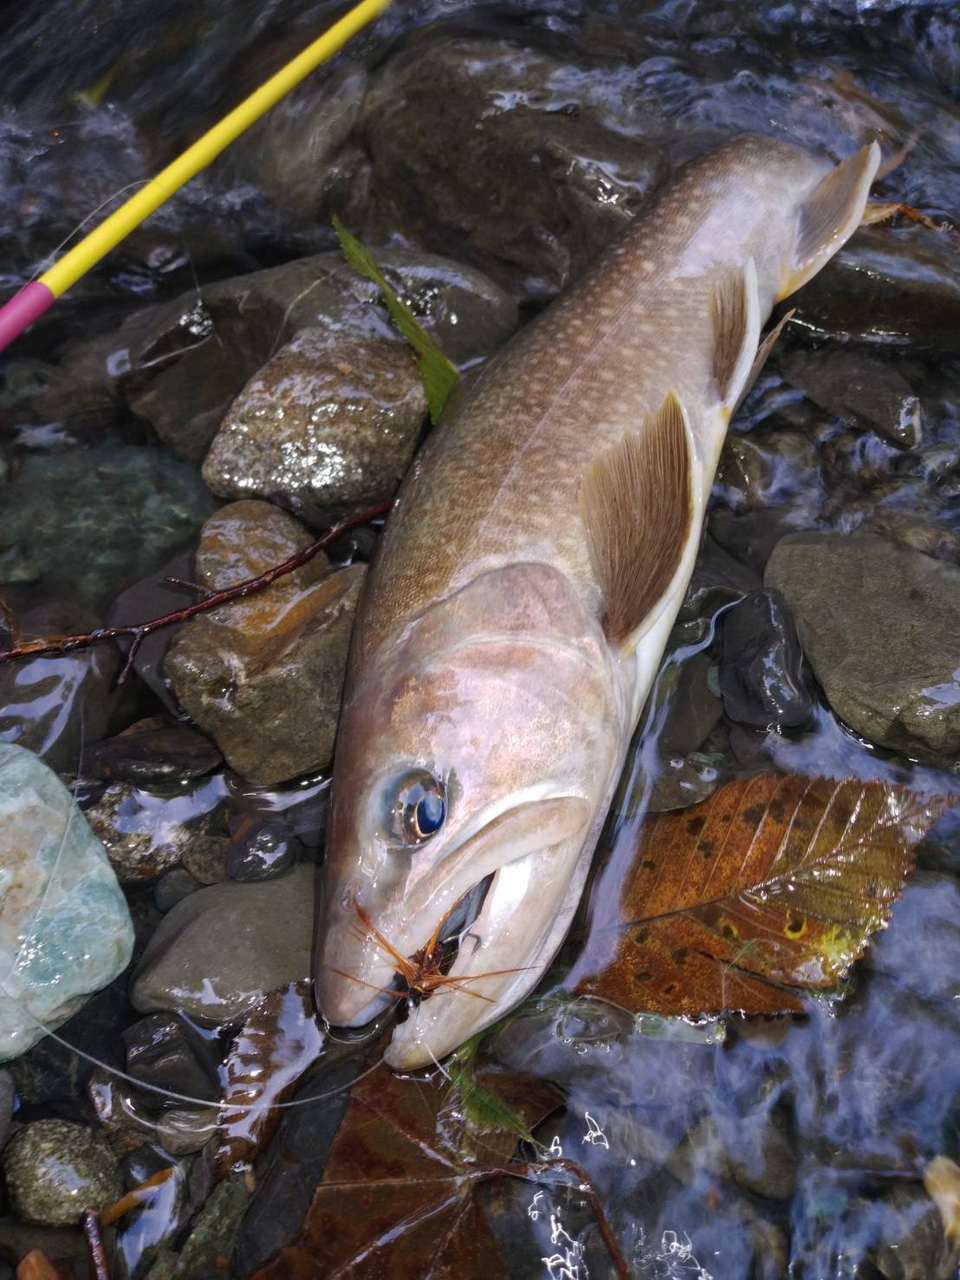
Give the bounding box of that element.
[0,281,56,353]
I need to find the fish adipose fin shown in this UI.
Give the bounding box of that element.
[712,259,761,410]
[580,391,693,648]
[782,141,881,298]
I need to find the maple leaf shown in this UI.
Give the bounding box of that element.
[579,776,950,1017]
[246,1057,575,1280]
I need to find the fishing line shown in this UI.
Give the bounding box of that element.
[22,180,151,285]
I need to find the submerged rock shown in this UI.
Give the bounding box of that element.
[84,717,222,783]
[780,347,922,449]
[765,531,960,760]
[0,442,217,607]
[0,744,134,1062]
[0,603,122,775]
[83,779,229,886]
[2,1119,123,1226]
[362,34,664,303]
[202,332,427,516]
[792,225,960,356]
[165,501,364,785]
[130,863,315,1025]
[719,589,814,730]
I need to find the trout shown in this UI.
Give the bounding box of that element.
[316,135,880,1069]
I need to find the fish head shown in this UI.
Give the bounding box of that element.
[316,562,624,1068]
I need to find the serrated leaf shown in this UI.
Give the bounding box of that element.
[333,215,459,424]
[579,776,950,1016]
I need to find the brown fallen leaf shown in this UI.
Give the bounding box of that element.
[16,1251,70,1280]
[246,1055,622,1280]
[579,775,949,1016]
[215,982,325,1179]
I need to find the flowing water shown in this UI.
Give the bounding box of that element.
[1,1,959,1277]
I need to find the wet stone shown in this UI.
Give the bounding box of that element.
[2,1120,123,1226]
[0,744,133,1062]
[0,602,128,775]
[123,1014,218,1102]
[202,332,427,517]
[780,346,923,449]
[153,867,203,914]
[658,654,723,756]
[84,718,222,784]
[0,1072,13,1151]
[362,34,665,303]
[130,864,315,1025]
[0,442,217,608]
[793,225,960,356]
[51,250,515,465]
[719,589,814,730]
[83,780,229,887]
[226,817,301,882]
[165,501,365,785]
[765,530,960,760]
[648,752,725,814]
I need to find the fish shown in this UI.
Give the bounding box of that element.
[315,134,881,1070]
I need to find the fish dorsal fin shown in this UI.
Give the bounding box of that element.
[786,141,881,297]
[580,391,693,648]
[712,259,761,410]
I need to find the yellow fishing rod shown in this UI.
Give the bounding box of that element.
[0,0,391,352]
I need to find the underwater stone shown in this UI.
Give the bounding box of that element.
[2,1119,123,1226]
[780,347,923,449]
[130,863,315,1025]
[0,442,217,609]
[165,501,365,785]
[719,589,814,730]
[766,530,960,760]
[202,332,427,516]
[0,744,134,1062]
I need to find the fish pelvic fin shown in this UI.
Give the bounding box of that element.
[781,141,881,299]
[712,258,761,411]
[579,391,694,648]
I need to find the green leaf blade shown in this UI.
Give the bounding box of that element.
[333,215,459,423]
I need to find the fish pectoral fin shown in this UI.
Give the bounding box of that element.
[579,391,694,648]
[784,141,881,298]
[712,258,761,410]
[732,307,796,417]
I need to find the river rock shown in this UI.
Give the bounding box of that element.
[765,530,960,759]
[719,589,814,730]
[362,35,665,304]
[83,780,229,886]
[2,1120,122,1226]
[84,717,222,783]
[226,816,301,883]
[780,347,923,449]
[0,744,134,1062]
[0,441,217,608]
[122,1014,218,1102]
[0,1071,13,1149]
[165,501,364,785]
[0,603,122,775]
[791,225,960,356]
[202,332,427,516]
[130,863,315,1025]
[46,250,516,464]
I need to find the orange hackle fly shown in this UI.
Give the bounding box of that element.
[328,894,527,1008]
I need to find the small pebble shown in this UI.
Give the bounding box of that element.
[226,816,301,882]
[2,1119,123,1226]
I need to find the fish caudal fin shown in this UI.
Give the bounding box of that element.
[579,391,693,648]
[783,141,882,298]
[712,259,761,411]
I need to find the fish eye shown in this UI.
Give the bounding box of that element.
[390,771,446,845]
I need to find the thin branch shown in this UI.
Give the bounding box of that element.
[0,501,390,678]
[81,1209,110,1280]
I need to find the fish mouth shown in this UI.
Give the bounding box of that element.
[318,795,597,1069]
